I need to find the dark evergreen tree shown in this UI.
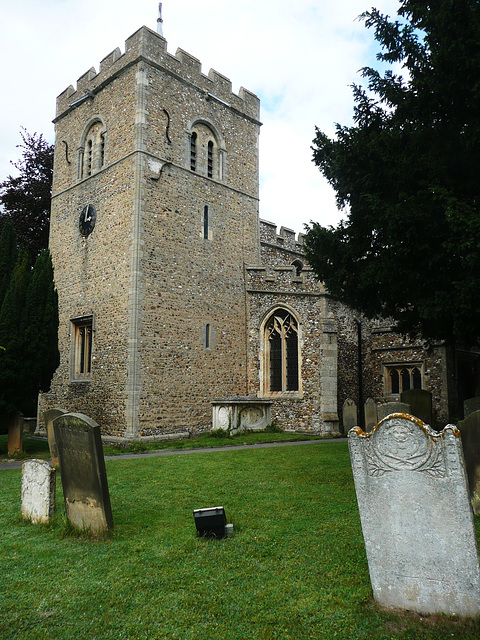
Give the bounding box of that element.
[0,248,32,415]
[0,248,59,421]
[0,129,54,256]
[23,250,60,398]
[0,220,18,309]
[304,0,480,346]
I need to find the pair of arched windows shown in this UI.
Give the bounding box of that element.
[189,122,223,180]
[263,308,300,394]
[78,120,106,179]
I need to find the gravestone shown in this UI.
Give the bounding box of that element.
[21,460,56,524]
[43,408,68,467]
[364,398,378,432]
[401,389,432,425]
[377,402,410,421]
[54,413,113,534]
[7,411,24,455]
[464,397,480,419]
[458,410,480,515]
[348,413,480,617]
[342,398,357,431]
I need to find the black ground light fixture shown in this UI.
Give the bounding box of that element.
[193,506,233,538]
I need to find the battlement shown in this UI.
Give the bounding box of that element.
[259,219,305,252]
[55,26,260,121]
[245,265,324,294]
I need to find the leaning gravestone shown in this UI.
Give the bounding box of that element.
[464,397,480,419]
[458,410,480,515]
[342,398,357,432]
[349,413,480,617]
[21,460,56,524]
[53,413,113,534]
[401,389,432,425]
[43,408,68,467]
[7,411,24,455]
[377,401,410,421]
[364,398,378,432]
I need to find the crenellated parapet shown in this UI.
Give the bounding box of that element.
[55,26,260,122]
[245,265,324,294]
[259,219,305,253]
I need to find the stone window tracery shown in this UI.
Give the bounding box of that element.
[263,309,300,394]
[385,363,423,395]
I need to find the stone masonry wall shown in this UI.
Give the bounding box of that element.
[42,26,261,437]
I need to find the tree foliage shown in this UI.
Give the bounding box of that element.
[304,0,480,346]
[0,129,54,256]
[0,224,59,418]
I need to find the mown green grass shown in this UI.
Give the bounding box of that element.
[1,442,479,639]
[0,430,323,461]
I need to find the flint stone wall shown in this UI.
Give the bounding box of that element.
[348,413,480,617]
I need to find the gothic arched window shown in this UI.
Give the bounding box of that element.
[264,309,299,393]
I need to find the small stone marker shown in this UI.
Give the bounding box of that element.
[377,402,410,421]
[7,411,24,455]
[342,398,357,431]
[364,398,378,432]
[21,460,56,524]
[43,408,68,467]
[458,409,480,515]
[401,389,432,425]
[464,397,480,419]
[348,413,480,617]
[54,412,113,534]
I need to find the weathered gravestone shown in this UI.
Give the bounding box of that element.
[377,402,410,421]
[458,410,480,515]
[464,397,480,419]
[342,398,357,432]
[53,413,113,534]
[349,413,480,617]
[7,411,24,455]
[43,408,68,467]
[21,459,56,524]
[364,398,378,432]
[401,389,432,425]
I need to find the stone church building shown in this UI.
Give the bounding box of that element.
[40,25,479,439]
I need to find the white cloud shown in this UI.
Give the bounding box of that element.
[0,0,400,233]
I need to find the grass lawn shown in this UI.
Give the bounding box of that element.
[1,441,479,639]
[0,430,323,462]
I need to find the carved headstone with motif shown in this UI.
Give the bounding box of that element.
[348,413,480,617]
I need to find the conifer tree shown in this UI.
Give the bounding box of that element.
[0,220,18,309]
[23,250,60,398]
[304,0,480,346]
[0,248,32,414]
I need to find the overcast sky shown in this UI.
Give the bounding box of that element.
[0,0,399,233]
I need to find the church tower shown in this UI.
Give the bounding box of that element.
[43,26,261,437]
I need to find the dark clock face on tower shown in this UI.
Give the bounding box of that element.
[79,204,96,237]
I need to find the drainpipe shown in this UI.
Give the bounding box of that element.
[355,318,365,430]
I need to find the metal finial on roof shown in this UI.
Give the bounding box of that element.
[157,3,164,36]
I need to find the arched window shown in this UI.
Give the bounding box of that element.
[207,141,214,178]
[264,309,299,393]
[385,363,424,395]
[190,132,197,171]
[292,260,303,276]
[79,120,106,179]
[187,121,225,180]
